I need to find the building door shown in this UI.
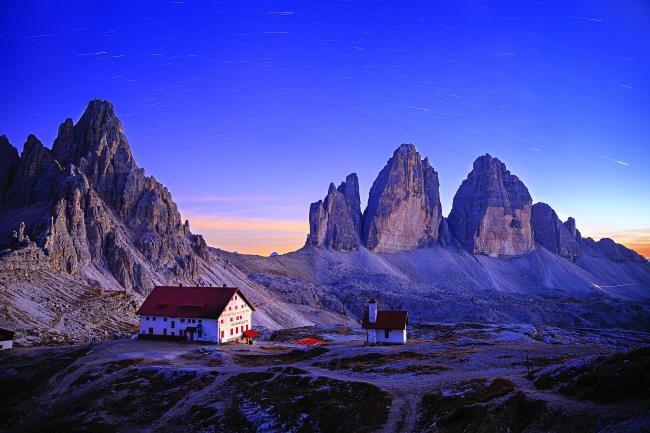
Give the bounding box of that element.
[148,327,153,335]
[163,329,167,336]
[384,329,389,339]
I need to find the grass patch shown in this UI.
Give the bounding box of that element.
[13,365,219,432]
[177,351,224,366]
[234,347,328,367]
[224,371,391,433]
[313,351,432,373]
[269,326,326,343]
[380,364,449,375]
[537,346,650,403]
[414,378,544,433]
[0,346,89,425]
[314,351,444,374]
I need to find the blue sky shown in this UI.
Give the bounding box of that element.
[1,0,649,255]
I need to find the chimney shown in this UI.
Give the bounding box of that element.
[368,299,378,324]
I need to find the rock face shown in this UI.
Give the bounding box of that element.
[0,135,20,206]
[8,135,62,205]
[448,154,534,256]
[587,238,647,264]
[362,143,443,252]
[531,203,581,261]
[0,100,209,293]
[306,174,362,251]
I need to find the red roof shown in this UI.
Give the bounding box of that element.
[362,310,408,330]
[243,330,260,338]
[295,337,324,346]
[136,286,255,318]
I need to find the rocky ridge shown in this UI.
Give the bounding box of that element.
[531,202,581,261]
[0,100,341,345]
[306,173,362,251]
[1,102,648,344]
[0,101,211,292]
[363,143,444,252]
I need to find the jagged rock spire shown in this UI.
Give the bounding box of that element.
[531,202,580,261]
[448,153,534,256]
[0,135,20,206]
[307,173,362,251]
[362,143,442,252]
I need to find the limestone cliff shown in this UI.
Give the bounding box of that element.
[362,143,443,252]
[448,154,534,256]
[306,173,362,251]
[0,100,208,293]
[531,202,580,261]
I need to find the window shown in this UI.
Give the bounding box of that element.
[246,324,249,331]
[235,295,238,300]
[164,317,167,322]
[171,331,175,336]
[146,316,150,320]
[230,318,233,322]
[152,317,156,321]
[198,329,202,338]
[163,329,167,335]
[230,329,233,335]
[180,319,185,323]
[220,319,224,324]
[198,319,202,323]
[148,327,154,335]
[171,321,175,329]
[221,331,224,338]
[235,327,239,333]
[229,307,232,311]
[384,329,390,339]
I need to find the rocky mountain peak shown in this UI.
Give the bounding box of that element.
[0,100,209,293]
[307,173,362,251]
[531,202,580,261]
[362,143,442,252]
[0,135,20,205]
[53,99,132,169]
[9,135,61,204]
[448,153,533,256]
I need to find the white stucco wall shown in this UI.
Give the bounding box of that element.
[0,340,12,350]
[138,291,253,344]
[217,293,253,343]
[367,328,406,344]
[139,316,219,342]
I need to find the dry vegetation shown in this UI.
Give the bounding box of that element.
[0,346,89,424]
[414,378,546,433]
[220,371,392,433]
[234,347,328,367]
[313,350,448,374]
[534,346,650,404]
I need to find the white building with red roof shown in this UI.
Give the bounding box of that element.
[136,285,255,343]
[362,300,408,344]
